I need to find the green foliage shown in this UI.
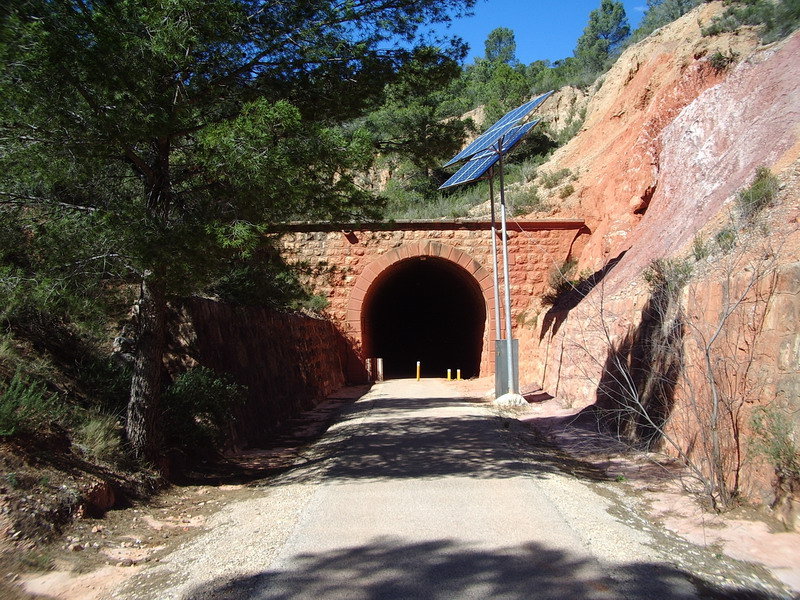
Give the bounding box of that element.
[0,0,476,458]
[484,27,518,65]
[540,168,573,189]
[736,166,779,221]
[76,413,125,464]
[560,184,576,199]
[716,227,738,252]
[629,0,702,44]
[530,57,600,94]
[643,257,693,298]
[575,0,631,74]
[74,357,132,416]
[210,246,313,310]
[708,49,739,72]
[511,186,548,216]
[388,188,484,220]
[702,0,800,43]
[520,160,540,184]
[692,235,710,261]
[542,259,583,306]
[162,367,246,456]
[300,294,331,314]
[0,371,63,437]
[365,47,473,170]
[550,107,587,146]
[751,406,800,478]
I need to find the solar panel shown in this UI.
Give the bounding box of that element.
[491,119,539,153]
[443,90,554,167]
[438,119,542,190]
[443,120,520,168]
[438,150,499,190]
[489,90,554,133]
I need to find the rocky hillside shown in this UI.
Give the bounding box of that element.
[515,2,799,518]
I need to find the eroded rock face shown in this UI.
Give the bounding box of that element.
[519,4,800,514]
[534,2,763,267]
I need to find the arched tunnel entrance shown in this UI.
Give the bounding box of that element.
[361,256,486,379]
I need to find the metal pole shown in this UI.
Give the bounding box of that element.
[488,176,502,344]
[497,146,516,394]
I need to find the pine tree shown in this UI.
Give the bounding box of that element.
[0,0,473,463]
[575,0,631,74]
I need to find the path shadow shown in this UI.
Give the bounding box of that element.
[171,386,370,486]
[260,392,613,485]
[181,537,774,600]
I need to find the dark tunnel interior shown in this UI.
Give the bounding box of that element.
[362,257,486,379]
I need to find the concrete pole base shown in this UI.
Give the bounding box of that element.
[493,392,528,407]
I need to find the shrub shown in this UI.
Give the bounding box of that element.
[751,406,800,479]
[715,227,737,252]
[512,186,548,215]
[643,258,693,298]
[692,235,710,261]
[542,259,580,306]
[708,49,739,72]
[555,108,586,146]
[294,294,329,314]
[162,367,246,457]
[736,166,779,221]
[77,413,125,464]
[559,183,575,199]
[702,0,800,43]
[539,168,572,189]
[0,372,63,437]
[521,161,538,184]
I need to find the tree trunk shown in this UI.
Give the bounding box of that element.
[127,270,167,465]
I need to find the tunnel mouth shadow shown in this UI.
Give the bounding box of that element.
[361,257,486,380]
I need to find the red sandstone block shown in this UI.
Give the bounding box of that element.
[428,242,445,257]
[476,270,493,287]
[440,244,456,261]
[456,251,473,269]
[350,286,366,303]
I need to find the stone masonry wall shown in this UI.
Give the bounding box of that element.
[166,297,349,447]
[278,220,587,385]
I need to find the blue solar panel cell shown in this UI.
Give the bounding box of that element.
[492,119,539,153]
[443,121,519,167]
[438,119,543,190]
[438,152,499,190]
[442,90,553,167]
[491,90,553,131]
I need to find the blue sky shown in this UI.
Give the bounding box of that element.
[438,0,647,65]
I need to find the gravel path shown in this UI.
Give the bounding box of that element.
[102,379,782,599]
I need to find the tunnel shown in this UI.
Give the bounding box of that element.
[361,256,486,379]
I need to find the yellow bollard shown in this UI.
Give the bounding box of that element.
[457,369,461,381]
[447,369,451,381]
[416,361,420,381]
